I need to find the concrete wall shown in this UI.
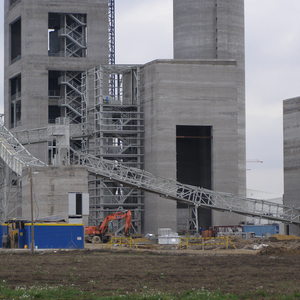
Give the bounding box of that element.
[141,59,244,233]
[22,166,89,225]
[174,0,244,62]
[283,97,300,236]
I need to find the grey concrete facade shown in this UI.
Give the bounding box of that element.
[4,0,108,162]
[283,97,300,236]
[141,59,245,233]
[174,0,246,197]
[22,166,89,225]
[141,0,246,233]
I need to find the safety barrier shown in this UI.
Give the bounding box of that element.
[179,236,236,250]
[105,237,140,251]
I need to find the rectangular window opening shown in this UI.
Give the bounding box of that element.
[10,18,21,64]
[48,71,62,123]
[48,13,87,58]
[76,193,82,215]
[10,74,21,128]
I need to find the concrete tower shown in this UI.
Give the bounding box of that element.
[141,0,246,232]
[4,0,108,162]
[3,0,108,222]
[174,0,246,197]
[283,97,300,236]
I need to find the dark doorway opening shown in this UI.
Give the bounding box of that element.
[176,125,212,229]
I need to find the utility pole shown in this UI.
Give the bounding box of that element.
[30,168,34,254]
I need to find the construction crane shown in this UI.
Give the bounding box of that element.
[108,0,115,95]
[108,0,115,66]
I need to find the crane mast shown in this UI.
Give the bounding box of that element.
[108,0,115,95]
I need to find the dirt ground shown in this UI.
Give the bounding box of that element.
[1,234,300,297]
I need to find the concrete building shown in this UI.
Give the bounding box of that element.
[3,0,107,221]
[3,0,246,234]
[142,0,246,232]
[4,0,108,161]
[22,166,89,226]
[141,58,245,232]
[283,97,300,235]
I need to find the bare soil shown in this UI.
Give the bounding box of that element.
[1,236,300,298]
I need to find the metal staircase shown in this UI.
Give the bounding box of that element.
[59,72,83,124]
[58,13,87,58]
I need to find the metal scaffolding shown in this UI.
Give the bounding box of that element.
[84,65,144,231]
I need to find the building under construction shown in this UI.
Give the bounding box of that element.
[2,0,247,234]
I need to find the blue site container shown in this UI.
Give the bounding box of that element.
[25,223,84,249]
[243,224,278,237]
[0,225,2,248]
[1,224,9,248]
[18,229,26,249]
[2,224,8,235]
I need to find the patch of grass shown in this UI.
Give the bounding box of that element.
[0,282,300,300]
[0,282,83,300]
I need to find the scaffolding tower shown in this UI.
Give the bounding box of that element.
[82,65,144,232]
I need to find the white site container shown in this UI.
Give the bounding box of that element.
[158,228,180,245]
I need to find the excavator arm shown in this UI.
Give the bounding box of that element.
[85,210,132,243]
[98,210,131,234]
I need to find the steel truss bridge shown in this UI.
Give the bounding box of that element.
[0,121,300,230]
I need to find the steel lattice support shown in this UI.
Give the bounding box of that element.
[1,120,300,229]
[0,121,48,176]
[69,149,300,226]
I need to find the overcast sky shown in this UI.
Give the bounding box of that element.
[1,0,300,196]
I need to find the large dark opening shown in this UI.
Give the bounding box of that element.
[10,18,21,63]
[10,0,19,6]
[10,74,21,128]
[176,125,212,229]
[48,71,62,123]
[48,13,87,57]
[76,193,83,215]
[48,13,61,56]
[48,106,61,124]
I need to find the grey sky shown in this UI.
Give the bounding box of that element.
[1,0,300,195]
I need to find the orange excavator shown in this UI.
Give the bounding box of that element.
[85,210,132,243]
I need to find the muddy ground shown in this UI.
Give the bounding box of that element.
[0,236,300,297]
